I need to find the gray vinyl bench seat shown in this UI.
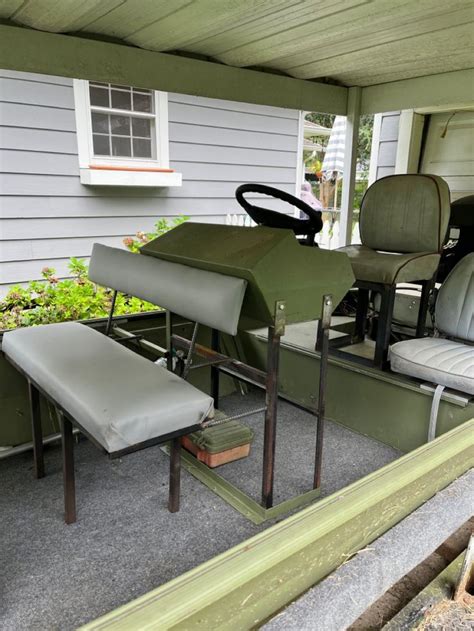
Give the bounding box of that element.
[2,322,214,454]
[2,322,214,524]
[2,241,247,524]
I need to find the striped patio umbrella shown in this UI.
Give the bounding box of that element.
[321,115,346,178]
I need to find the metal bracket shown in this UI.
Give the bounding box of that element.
[274,300,286,336]
[161,445,321,524]
[321,294,333,329]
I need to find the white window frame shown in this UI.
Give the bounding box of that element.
[73,79,181,187]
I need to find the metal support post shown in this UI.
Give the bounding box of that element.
[210,328,220,407]
[28,381,44,479]
[416,277,435,338]
[168,437,181,513]
[261,301,285,509]
[353,287,370,343]
[105,290,118,336]
[374,285,396,368]
[314,294,332,489]
[59,411,76,524]
[166,310,173,371]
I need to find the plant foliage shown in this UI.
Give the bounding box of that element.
[0,217,188,330]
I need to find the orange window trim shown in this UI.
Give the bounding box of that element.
[89,165,175,173]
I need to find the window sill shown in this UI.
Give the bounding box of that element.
[80,166,182,187]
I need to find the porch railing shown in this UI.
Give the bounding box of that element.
[225,209,361,249]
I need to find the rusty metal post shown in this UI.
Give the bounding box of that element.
[105,290,117,336]
[28,381,44,479]
[261,301,285,509]
[166,310,173,371]
[314,294,332,489]
[59,411,76,524]
[168,437,181,513]
[210,328,220,407]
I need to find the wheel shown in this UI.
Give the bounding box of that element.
[235,183,323,246]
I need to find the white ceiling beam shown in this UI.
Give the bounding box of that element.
[360,68,474,114]
[0,25,347,115]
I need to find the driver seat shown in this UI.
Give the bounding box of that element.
[337,174,450,368]
[235,183,323,246]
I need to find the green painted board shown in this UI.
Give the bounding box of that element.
[240,329,474,453]
[141,223,355,328]
[0,25,348,115]
[80,420,473,631]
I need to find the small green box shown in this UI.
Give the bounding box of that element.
[187,417,254,455]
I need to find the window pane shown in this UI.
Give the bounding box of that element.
[91,112,109,134]
[133,138,152,158]
[111,88,132,110]
[133,91,152,113]
[90,81,108,87]
[112,136,132,157]
[93,134,110,155]
[132,117,151,138]
[90,86,109,107]
[110,115,130,135]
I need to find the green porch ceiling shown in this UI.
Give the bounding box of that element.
[1,0,473,86]
[0,0,473,114]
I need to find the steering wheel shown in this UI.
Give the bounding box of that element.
[235,183,323,246]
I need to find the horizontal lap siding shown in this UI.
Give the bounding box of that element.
[0,71,299,294]
[375,112,400,179]
[420,111,474,201]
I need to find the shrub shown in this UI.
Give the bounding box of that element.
[0,217,188,330]
[122,216,188,253]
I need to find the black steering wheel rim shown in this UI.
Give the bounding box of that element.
[235,183,323,236]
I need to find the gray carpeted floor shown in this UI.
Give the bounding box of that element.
[0,390,400,630]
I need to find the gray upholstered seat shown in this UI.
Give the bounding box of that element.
[336,174,451,367]
[2,322,214,453]
[389,337,473,394]
[390,253,474,395]
[338,246,441,285]
[338,174,450,283]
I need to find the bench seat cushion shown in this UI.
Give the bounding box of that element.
[2,322,214,453]
[390,337,474,395]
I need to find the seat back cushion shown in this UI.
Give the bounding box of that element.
[88,243,247,335]
[360,174,450,254]
[436,253,474,341]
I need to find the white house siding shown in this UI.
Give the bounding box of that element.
[368,111,400,184]
[370,110,474,203]
[0,70,299,296]
[420,111,474,202]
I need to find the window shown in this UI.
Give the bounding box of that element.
[73,80,181,187]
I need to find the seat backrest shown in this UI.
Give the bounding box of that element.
[88,243,247,336]
[360,174,450,254]
[436,253,474,341]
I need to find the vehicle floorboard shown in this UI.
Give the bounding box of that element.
[0,391,400,630]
